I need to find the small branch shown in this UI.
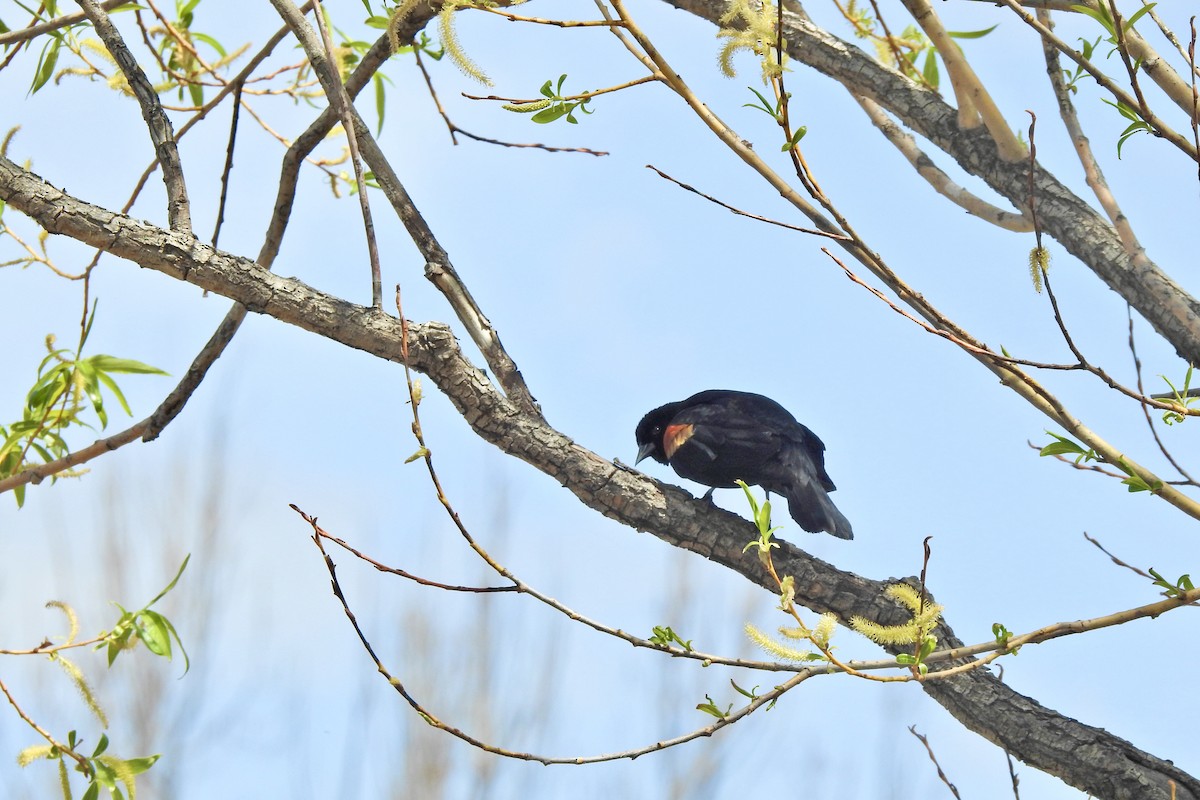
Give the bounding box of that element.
[0,678,91,775]
[210,81,243,250]
[463,74,659,104]
[646,165,851,240]
[0,423,144,495]
[853,94,1033,231]
[1038,8,1149,267]
[474,7,624,27]
[307,522,816,764]
[413,48,608,155]
[1127,306,1197,485]
[312,0,383,308]
[1083,532,1154,581]
[293,507,516,593]
[909,726,963,799]
[75,0,193,232]
[1107,0,1154,130]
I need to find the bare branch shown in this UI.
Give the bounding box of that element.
[909,726,963,799]
[853,94,1034,231]
[75,0,192,232]
[645,165,852,239]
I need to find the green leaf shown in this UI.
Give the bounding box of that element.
[696,694,731,719]
[85,355,169,375]
[93,369,132,418]
[531,104,571,124]
[31,37,61,95]
[190,31,226,58]
[373,72,386,134]
[1122,3,1155,31]
[921,51,939,89]
[730,679,758,700]
[1071,3,1114,35]
[92,733,110,758]
[121,754,160,775]
[1038,433,1085,458]
[137,610,173,657]
[947,24,998,39]
[781,126,807,151]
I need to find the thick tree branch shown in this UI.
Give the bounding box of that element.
[0,160,1194,799]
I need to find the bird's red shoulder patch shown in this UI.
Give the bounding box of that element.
[663,423,694,459]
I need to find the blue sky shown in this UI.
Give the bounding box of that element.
[2,1,1198,798]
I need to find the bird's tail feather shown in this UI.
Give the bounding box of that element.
[786,488,854,539]
[767,471,853,540]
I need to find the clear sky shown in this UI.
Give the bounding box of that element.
[2,2,1197,798]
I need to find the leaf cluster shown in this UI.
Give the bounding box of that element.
[101,556,192,671]
[1148,568,1193,599]
[0,308,167,507]
[1158,365,1196,425]
[648,625,694,652]
[12,559,187,799]
[503,74,595,125]
[19,730,159,800]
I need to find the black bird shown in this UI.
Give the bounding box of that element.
[635,390,853,539]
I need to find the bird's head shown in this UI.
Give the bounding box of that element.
[634,401,683,465]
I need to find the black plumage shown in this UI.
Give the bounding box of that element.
[635,389,853,539]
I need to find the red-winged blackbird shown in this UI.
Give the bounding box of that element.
[635,389,853,539]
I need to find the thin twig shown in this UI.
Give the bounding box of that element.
[0,678,91,775]
[1127,306,1197,485]
[413,47,607,155]
[294,508,516,593]
[313,0,382,308]
[1038,8,1149,265]
[305,501,816,764]
[1082,532,1154,581]
[909,726,963,799]
[211,81,243,250]
[463,74,657,104]
[853,95,1033,232]
[646,165,850,240]
[996,665,1022,799]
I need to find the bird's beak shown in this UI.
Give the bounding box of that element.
[635,442,656,465]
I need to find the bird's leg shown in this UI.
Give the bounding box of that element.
[700,488,716,504]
